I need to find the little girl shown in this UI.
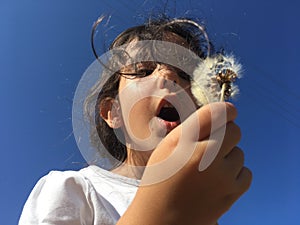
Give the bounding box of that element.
[19,16,252,225]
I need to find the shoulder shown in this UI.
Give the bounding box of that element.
[31,169,91,199]
[19,169,95,224]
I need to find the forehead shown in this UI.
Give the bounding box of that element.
[118,31,191,67]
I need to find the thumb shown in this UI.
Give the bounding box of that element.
[142,102,237,185]
[170,102,237,144]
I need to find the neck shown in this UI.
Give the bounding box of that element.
[111,163,145,179]
[111,148,153,179]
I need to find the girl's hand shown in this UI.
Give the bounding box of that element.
[118,102,252,225]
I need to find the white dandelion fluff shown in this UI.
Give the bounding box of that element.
[191,54,242,106]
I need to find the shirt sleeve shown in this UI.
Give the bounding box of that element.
[19,170,94,225]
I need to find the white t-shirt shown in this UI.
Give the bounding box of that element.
[19,165,140,225]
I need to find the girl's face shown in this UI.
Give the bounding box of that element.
[116,34,198,151]
[118,64,196,152]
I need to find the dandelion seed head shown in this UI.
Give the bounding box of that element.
[191,54,242,105]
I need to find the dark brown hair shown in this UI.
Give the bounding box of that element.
[87,16,212,167]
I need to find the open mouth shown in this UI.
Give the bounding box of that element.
[157,101,180,122]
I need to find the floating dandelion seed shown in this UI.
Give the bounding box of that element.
[191,54,242,105]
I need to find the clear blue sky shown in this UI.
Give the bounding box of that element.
[1,0,299,224]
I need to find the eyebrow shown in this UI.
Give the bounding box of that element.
[120,61,157,71]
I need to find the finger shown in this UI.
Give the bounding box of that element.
[219,122,242,158]
[196,102,238,140]
[236,167,253,194]
[224,146,245,178]
[155,102,238,171]
[195,122,241,171]
[172,102,238,144]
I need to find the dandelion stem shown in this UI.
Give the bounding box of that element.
[220,83,227,102]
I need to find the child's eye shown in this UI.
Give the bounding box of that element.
[178,71,190,81]
[136,69,155,77]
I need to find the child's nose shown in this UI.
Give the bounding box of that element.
[157,64,180,84]
[156,64,182,91]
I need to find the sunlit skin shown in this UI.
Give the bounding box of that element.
[101,32,252,225]
[103,33,197,177]
[117,63,194,170]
